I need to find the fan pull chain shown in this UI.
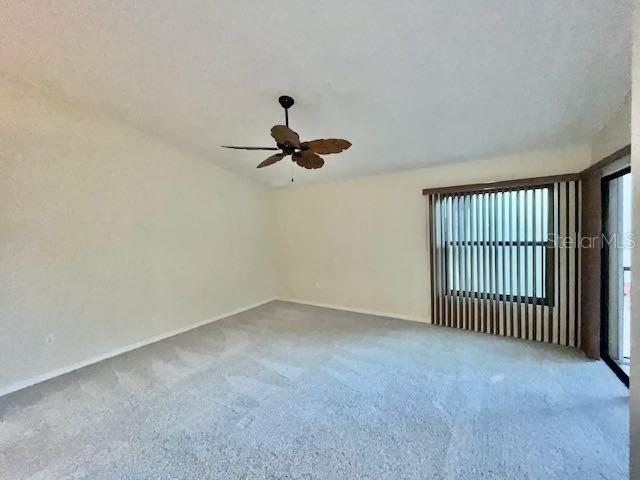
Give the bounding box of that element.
[290,160,294,183]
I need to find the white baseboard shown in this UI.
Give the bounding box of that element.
[278,297,429,324]
[0,297,276,398]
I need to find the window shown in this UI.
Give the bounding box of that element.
[439,187,553,304]
[424,177,580,346]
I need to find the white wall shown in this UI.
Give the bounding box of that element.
[630,3,639,477]
[0,77,277,394]
[275,146,591,322]
[591,95,631,163]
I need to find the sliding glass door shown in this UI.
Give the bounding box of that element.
[602,167,632,386]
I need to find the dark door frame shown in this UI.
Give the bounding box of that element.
[600,166,631,387]
[578,144,630,359]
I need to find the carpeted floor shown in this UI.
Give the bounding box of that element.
[0,301,629,479]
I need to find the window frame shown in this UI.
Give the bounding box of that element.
[440,185,555,307]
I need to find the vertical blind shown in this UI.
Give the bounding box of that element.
[426,179,581,347]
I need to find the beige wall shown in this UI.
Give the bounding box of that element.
[275,146,591,322]
[0,77,277,393]
[592,95,631,163]
[630,3,639,477]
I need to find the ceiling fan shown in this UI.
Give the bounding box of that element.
[222,96,351,170]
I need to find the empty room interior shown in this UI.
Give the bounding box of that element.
[1,2,639,479]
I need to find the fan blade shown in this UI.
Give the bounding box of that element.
[257,153,286,168]
[271,125,300,148]
[222,146,279,150]
[293,150,324,169]
[301,138,351,154]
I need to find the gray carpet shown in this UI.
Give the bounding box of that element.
[0,301,629,479]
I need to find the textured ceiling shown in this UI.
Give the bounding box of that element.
[0,1,632,186]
